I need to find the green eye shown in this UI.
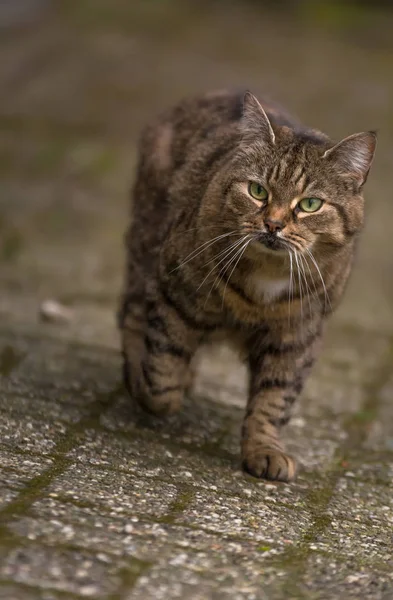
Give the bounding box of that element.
[298,198,323,213]
[248,181,268,202]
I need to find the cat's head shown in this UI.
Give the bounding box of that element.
[225,92,376,258]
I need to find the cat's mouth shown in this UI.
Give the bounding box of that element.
[256,232,287,253]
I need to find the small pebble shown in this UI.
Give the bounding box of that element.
[39,299,73,324]
[291,417,306,428]
[80,585,100,597]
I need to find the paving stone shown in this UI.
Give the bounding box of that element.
[101,391,344,477]
[46,463,178,519]
[1,370,116,411]
[0,392,90,424]
[0,451,52,509]
[0,545,124,597]
[101,392,239,453]
[299,554,393,600]
[314,517,392,564]
[341,454,393,486]
[9,500,283,561]
[126,565,266,600]
[176,490,311,545]
[326,477,393,526]
[0,413,66,456]
[0,332,120,392]
[65,428,327,509]
[0,450,53,485]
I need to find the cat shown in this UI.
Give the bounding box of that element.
[119,90,376,482]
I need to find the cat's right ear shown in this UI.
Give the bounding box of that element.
[322,131,377,186]
[241,92,275,145]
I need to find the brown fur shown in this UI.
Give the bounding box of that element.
[119,90,376,481]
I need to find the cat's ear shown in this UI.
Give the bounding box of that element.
[241,91,275,145]
[323,131,377,186]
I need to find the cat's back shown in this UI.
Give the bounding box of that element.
[137,90,298,182]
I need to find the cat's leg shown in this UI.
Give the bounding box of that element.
[242,325,321,482]
[122,287,202,416]
[121,295,147,401]
[118,228,148,404]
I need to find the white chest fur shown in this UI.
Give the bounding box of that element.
[247,274,290,304]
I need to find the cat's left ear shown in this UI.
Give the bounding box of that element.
[241,91,275,146]
[323,131,377,187]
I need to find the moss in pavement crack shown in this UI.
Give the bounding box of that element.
[0,384,122,521]
[108,558,152,599]
[159,488,195,525]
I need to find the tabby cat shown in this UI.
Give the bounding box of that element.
[119,90,376,482]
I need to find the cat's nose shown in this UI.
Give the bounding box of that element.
[264,218,284,233]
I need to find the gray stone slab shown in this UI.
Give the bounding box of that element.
[0,450,53,484]
[64,428,328,509]
[101,392,344,477]
[0,450,53,509]
[0,331,120,392]
[126,565,268,600]
[9,500,283,561]
[175,489,311,545]
[314,517,392,564]
[46,463,178,519]
[300,554,393,600]
[0,392,90,425]
[0,545,124,597]
[326,477,393,526]
[101,393,240,454]
[0,412,66,456]
[341,454,393,486]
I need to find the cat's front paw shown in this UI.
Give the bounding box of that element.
[242,448,297,482]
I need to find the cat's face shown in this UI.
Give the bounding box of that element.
[224,93,376,259]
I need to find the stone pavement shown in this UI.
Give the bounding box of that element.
[1,2,393,599]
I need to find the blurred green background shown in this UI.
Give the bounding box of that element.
[1,0,392,342]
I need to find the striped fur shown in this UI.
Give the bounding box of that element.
[119,90,376,481]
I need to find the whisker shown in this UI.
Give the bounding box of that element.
[277,240,296,326]
[287,249,293,326]
[200,235,249,269]
[197,235,249,292]
[171,230,240,272]
[304,248,332,311]
[284,238,303,252]
[221,237,252,308]
[294,251,304,334]
[202,237,250,308]
[298,253,313,315]
[302,252,322,306]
